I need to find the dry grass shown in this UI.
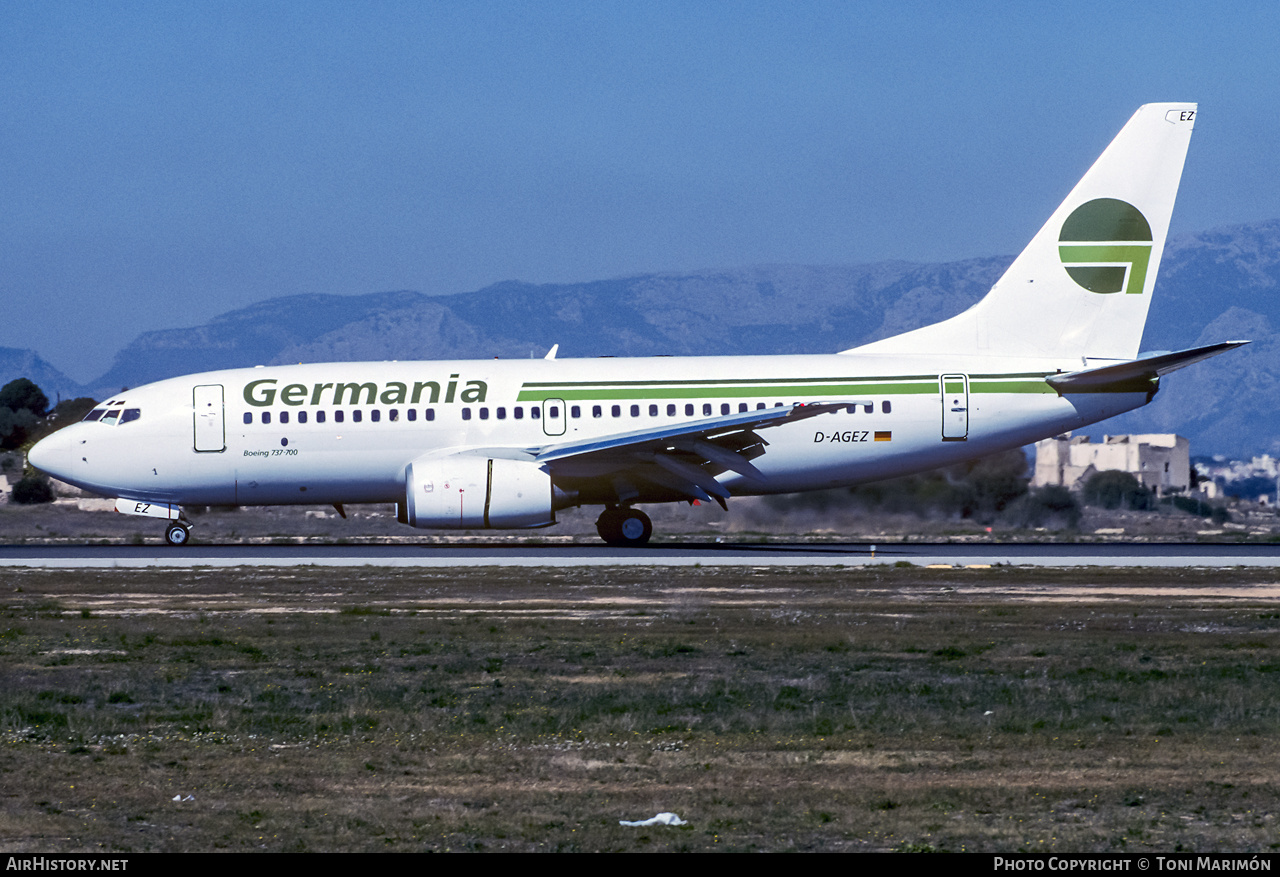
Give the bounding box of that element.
[2,565,1279,852]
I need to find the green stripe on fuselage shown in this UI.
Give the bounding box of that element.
[515,374,1057,402]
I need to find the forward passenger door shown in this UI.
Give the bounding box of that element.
[193,384,225,452]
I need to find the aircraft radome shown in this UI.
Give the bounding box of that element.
[28,103,1245,547]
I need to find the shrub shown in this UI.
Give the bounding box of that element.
[11,475,54,504]
[1082,470,1154,510]
[1009,485,1081,529]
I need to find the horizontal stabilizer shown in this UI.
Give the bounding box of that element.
[1046,341,1248,393]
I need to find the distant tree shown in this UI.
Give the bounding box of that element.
[1169,494,1213,517]
[48,397,98,423]
[0,378,48,418]
[0,378,51,450]
[1082,470,1154,510]
[765,447,1031,524]
[963,449,1030,518]
[0,406,39,451]
[1009,485,1081,529]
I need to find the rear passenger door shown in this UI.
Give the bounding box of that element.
[940,374,969,441]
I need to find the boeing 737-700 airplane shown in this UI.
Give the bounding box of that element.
[28,103,1245,546]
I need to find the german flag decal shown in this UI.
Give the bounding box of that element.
[874,431,892,442]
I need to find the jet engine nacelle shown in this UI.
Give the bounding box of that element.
[397,454,555,529]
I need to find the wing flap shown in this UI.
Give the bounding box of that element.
[533,400,865,463]
[530,400,863,505]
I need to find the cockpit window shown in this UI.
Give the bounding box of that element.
[120,409,141,424]
[82,408,106,422]
[100,409,121,425]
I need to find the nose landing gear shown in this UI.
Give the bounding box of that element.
[107,499,191,546]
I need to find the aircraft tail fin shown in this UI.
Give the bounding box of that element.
[847,103,1197,361]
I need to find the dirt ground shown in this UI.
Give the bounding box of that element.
[3,565,1280,852]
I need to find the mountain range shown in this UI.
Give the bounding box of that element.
[7,219,1279,458]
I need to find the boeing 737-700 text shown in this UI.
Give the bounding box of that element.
[28,103,1245,546]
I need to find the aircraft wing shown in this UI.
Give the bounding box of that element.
[527,400,868,506]
[1046,341,1249,393]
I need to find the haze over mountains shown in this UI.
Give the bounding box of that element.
[6,220,1279,459]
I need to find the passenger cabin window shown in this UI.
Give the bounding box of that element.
[335,411,344,423]
[425,409,435,421]
[882,401,892,414]
[243,412,252,425]
[280,411,289,424]
[317,411,327,423]
[592,405,602,418]
[352,410,362,423]
[262,412,271,425]
[462,409,471,421]
[298,411,308,424]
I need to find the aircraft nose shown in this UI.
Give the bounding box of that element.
[27,429,72,479]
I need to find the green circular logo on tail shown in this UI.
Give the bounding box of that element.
[1058,198,1153,295]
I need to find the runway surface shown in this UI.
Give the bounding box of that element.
[4,540,1280,568]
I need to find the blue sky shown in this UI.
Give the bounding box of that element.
[4,1,1280,382]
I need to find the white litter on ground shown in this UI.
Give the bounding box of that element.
[619,812,687,827]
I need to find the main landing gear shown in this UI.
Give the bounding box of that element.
[164,521,193,546]
[596,507,652,547]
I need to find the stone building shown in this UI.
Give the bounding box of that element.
[1033,433,1190,495]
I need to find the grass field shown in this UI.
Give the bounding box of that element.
[2,564,1279,852]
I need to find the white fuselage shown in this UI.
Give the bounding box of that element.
[31,351,1150,512]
